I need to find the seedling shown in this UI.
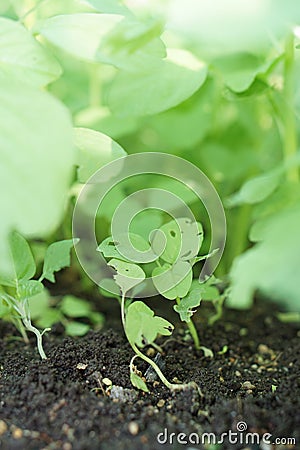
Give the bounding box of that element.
[0,231,78,359]
[98,216,218,391]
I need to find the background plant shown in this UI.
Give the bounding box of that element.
[0,0,300,347]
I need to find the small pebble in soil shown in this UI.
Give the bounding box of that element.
[128,421,139,435]
[11,427,23,439]
[242,381,256,390]
[0,420,7,435]
[157,399,165,408]
[102,377,112,386]
[76,363,88,370]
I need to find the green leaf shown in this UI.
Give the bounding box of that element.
[65,321,90,336]
[74,127,126,182]
[0,17,61,87]
[18,280,44,299]
[60,295,92,318]
[190,277,220,301]
[41,239,79,283]
[130,371,149,393]
[36,309,62,328]
[125,301,173,347]
[0,80,75,276]
[107,48,207,116]
[174,289,202,322]
[228,206,300,312]
[226,171,281,207]
[39,13,123,64]
[212,52,273,92]
[152,261,193,300]
[28,290,50,321]
[108,259,145,294]
[129,210,163,241]
[98,233,150,262]
[39,14,164,69]
[8,231,36,281]
[151,218,203,264]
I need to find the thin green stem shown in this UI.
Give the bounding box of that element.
[176,297,200,349]
[121,293,199,392]
[283,33,299,182]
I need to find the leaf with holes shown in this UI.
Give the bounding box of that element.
[125,301,173,347]
[108,259,145,295]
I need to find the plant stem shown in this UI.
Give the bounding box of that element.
[175,297,200,349]
[121,293,199,392]
[22,317,47,359]
[283,33,299,183]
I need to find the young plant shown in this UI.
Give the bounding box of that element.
[97,216,216,392]
[0,231,78,359]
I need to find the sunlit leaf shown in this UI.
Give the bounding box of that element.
[125,301,173,347]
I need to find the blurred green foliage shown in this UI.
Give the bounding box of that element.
[0,0,300,315]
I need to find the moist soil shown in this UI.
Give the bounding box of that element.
[0,297,299,450]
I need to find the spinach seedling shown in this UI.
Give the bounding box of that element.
[97,217,215,392]
[0,231,78,359]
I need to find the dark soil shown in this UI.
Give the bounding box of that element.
[0,299,299,450]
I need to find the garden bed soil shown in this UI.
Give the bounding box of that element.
[0,299,299,450]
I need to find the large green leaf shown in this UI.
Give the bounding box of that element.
[125,301,173,347]
[74,127,126,182]
[0,81,75,276]
[7,231,36,282]
[0,17,61,87]
[107,48,207,116]
[229,206,300,312]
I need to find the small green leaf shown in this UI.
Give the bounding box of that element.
[126,301,173,347]
[65,321,90,336]
[74,127,126,183]
[9,231,36,281]
[130,371,149,393]
[108,259,145,295]
[60,295,92,318]
[36,309,62,328]
[151,218,203,264]
[18,280,44,299]
[41,239,79,282]
[152,261,193,300]
[174,289,202,322]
